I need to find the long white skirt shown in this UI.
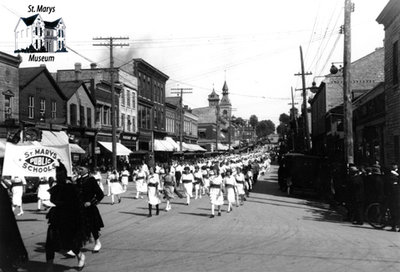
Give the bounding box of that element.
[12,186,23,206]
[226,187,236,203]
[148,186,161,205]
[236,183,245,196]
[203,178,210,188]
[110,182,124,195]
[209,188,224,205]
[183,182,193,198]
[37,184,50,200]
[121,176,129,186]
[136,180,147,193]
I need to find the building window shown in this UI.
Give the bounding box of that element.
[121,113,125,131]
[95,106,101,125]
[40,28,42,36]
[35,40,38,49]
[127,115,131,132]
[79,105,85,126]
[51,101,56,119]
[58,41,61,50]
[28,96,34,119]
[132,92,136,109]
[132,116,136,132]
[393,41,398,85]
[70,104,77,126]
[87,108,92,128]
[127,91,130,107]
[4,95,12,120]
[40,98,45,120]
[35,27,38,35]
[121,90,125,106]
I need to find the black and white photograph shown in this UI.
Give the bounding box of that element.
[0,0,399,271]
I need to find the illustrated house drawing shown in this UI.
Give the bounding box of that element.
[14,14,66,53]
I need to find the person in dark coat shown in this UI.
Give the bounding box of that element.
[45,161,86,271]
[76,166,105,252]
[349,165,365,225]
[0,179,28,272]
[384,163,400,231]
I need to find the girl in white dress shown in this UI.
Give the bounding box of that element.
[224,169,237,213]
[120,166,130,192]
[93,168,104,193]
[201,166,210,196]
[209,169,224,218]
[193,166,203,199]
[181,167,194,205]
[11,176,26,216]
[109,170,124,204]
[147,167,161,217]
[235,167,246,206]
[37,176,50,211]
[135,165,147,199]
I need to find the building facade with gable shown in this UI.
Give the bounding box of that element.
[14,14,66,53]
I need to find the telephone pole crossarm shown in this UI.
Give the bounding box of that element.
[170,87,193,153]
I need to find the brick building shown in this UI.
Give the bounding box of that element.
[310,48,384,157]
[377,0,400,165]
[19,66,67,130]
[132,59,169,156]
[0,51,21,138]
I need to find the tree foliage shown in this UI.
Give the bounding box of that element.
[279,113,291,125]
[249,115,258,128]
[256,120,275,138]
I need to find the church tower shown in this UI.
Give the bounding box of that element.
[219,80,232,118]
[208,88,220,107]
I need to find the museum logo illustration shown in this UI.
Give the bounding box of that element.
[14,5,67,62]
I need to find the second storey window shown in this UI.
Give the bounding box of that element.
[51,101,56,119]
[121,114,125,131]
[40,98,45,116]
[70,104,77,126]
[127,91,130,107]
[28,96,34,119]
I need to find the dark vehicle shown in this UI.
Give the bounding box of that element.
[366,202,392,229]
[278,153,330,197]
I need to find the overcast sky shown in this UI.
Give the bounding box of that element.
[0,0,389,127]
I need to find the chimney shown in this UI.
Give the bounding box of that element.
[90,63,97,69]
[74,62,82,81]
[40,64,46,68]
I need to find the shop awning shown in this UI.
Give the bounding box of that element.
[98,141,132,156]
[154,139,177,152]
[70,143,86,154]
[176,142,206,152]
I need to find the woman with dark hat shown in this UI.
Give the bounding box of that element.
[45,161,87,271]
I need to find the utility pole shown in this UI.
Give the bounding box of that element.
[288,87,299,150]
[295,46,312,152]
[171,87,193,153]
[215,104,220,152]
[93,37,129,171]
[343,0,354,165]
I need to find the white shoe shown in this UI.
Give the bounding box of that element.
[77,253,85,270]
[93,240,101,253]
[66,250,76,258]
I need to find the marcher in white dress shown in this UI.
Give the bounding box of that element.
[37,176,51,211]
[201,166,210,195]
[11,176,26,216]
[209,169,224,218]
[93,168,104,193]
[135,166,147,199]
[235,167,246,206]
[224,169,237,213]
[109,170,124,204]
[193,166,203,199]
[181,167,194,205]
[147,167,161,217]
[120,167,130,192]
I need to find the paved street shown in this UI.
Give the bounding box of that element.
[16,165,400,272]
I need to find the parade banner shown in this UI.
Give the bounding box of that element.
[2,143,72,178]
